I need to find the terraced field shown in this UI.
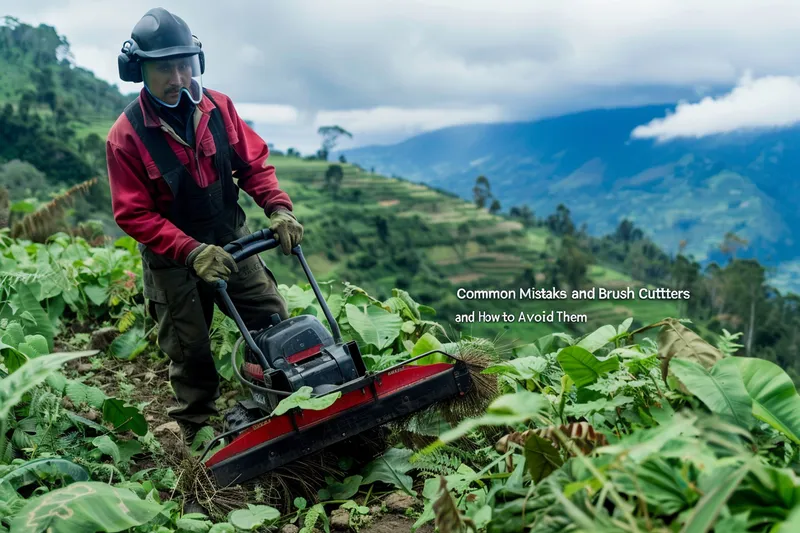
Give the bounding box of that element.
[240,155,679,345]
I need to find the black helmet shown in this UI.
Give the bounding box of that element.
[118,8,205,83]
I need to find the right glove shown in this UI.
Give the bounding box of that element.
[186,243,239,283]
[268,209,304,255]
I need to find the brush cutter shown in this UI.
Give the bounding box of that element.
[198,228,484,487]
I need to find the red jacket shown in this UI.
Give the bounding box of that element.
[106,88,293,263]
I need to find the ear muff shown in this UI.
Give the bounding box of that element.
[192,35,205,75]
[117,39,143,83]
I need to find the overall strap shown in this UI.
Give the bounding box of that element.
[202,89,232,178]
[123,99,187,199]
[202,89,241,202]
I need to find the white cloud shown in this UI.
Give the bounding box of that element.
[314,105,506,135]
[11,0,800,149]
[233,103,299,125]
[631,72,800,141]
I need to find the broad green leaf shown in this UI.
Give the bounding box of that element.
[712,513,749,533]
[410,332,446,365]
[383,296,414,320]
[281,285,316,312]
[270,386,341,416]
[17,334,48,358]
[727,463,800,526]
[557,346,619,388]
[209,524,236,533]
[102,398,148,436]
[576,325,617,353]
[45,372,67,393]
[0,351,95,422]
[418,304,436,316]
[680,460,754,533]
[613,458,697,515]
[326,293,344,319]
[435,391,548,446]
[779,505,800,533]
[325,475,363,500]
[361,447,416,496]
[14,284,54,351]
[8,482,164,533]
[669,358,754,430]
[394,288,422,319]
[2,347,27,373]
[190,426,216,453]
[175,517,212,532]
[729,357,800,444]
[345,303,403,350]
[512,343,542,358]
[66,412,110,434]
[0,458,88,490]
[83,285,108,307]
[228,504,280,530]
[117,439,143,464]
[293,497,307,510]
[109,329,148,360]
[113,236,138,254]
[484,355,547,381]
[523,433,563,483]
[92,435,121,464]
[598,413,700,463]
[1,321,26,349]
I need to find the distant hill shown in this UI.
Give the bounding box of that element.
[335,106,800,292]
[0,16,135,182]
[0,16,134,121]
[244,155,683,345]
[0,16,136,233]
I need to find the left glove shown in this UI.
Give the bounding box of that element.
[186,243,239,283]
[269,209,304,255]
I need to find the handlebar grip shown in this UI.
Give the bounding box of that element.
[225,238,281,263]
[223,229,281,263]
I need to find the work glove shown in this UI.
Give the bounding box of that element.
[269,209,304,255]
[186,243,239,283]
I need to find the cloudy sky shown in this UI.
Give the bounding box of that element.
[8,0,800,154]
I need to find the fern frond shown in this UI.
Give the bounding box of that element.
[118,311,136,333]
[10,178,97,243]
[411,447,464,477]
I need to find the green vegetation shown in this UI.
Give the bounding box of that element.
[3,233,800,532]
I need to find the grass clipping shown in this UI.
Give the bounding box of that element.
[167,443,247,521]
[392,337,502,449]
[165,428,386,515]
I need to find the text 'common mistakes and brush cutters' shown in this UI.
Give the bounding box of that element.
[197,228,497,488]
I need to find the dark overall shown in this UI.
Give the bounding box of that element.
[125,91,289,426]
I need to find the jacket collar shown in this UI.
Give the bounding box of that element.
[138,87,215,129]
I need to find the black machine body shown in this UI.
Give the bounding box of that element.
[214,229,364,415]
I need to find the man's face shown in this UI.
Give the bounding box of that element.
[142,56,195,105]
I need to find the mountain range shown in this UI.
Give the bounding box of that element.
[336,105,800,292]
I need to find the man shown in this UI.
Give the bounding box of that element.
[106,7,303,447]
